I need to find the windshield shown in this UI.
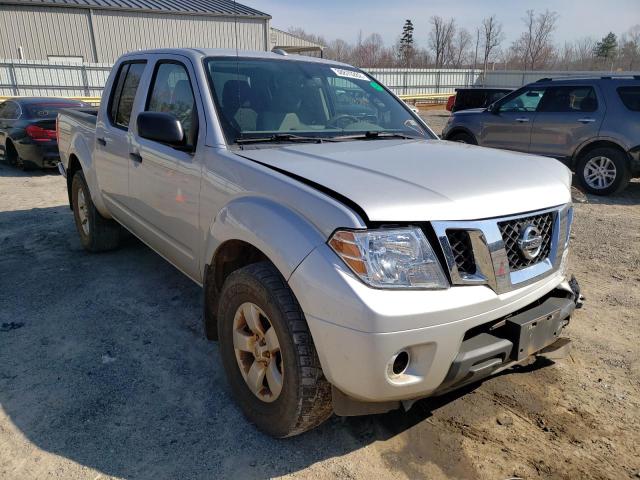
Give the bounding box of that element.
[204,57,432,144]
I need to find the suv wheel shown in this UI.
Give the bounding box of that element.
[217,261,333,437]
[576,147,630,196]
[448,132,477,145]
[71,170,121,252]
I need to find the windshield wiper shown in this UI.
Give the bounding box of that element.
[236,133,335,145]
[332,131,421,141]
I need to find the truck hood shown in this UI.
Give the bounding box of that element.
[238,139,572,222]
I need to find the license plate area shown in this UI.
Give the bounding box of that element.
[505,304,567,361]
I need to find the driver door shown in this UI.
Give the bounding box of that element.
[128,56,204,281]
[480,87,546,153]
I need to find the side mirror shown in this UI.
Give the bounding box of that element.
[487,103,499,114]
[137,112,184,145]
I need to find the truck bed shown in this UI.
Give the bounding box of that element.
[60,107,98,126]
[57,107,98,172]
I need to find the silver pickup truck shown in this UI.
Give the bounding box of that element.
[57,48,581,437]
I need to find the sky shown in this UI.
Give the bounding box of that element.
[249,0,640,47]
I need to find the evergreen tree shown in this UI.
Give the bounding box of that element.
[594,32,618,59]
[399,20,415,66]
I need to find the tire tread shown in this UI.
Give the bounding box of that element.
[220,261,333,437]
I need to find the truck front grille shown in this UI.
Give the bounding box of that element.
[446,229,475,275]
[498,212,554,271]
[432,205,570,295]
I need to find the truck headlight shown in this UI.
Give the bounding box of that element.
[329,228,448,289]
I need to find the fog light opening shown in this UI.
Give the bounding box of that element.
[391,351,410,376]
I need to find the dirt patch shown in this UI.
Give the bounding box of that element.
[0,148,639,479]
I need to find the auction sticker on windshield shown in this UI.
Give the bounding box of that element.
[331,68,370,81]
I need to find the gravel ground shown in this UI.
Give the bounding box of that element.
[1,113,639,479]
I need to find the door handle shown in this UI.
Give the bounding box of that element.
[97,137,107,146]
[129,152,143,163]
[515,117,530,123]
[577,118,596,124]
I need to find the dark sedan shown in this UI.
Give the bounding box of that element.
[0,97,89,170]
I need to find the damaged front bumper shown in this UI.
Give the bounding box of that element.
[332,276,582,416]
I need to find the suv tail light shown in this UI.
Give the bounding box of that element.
[446,95,456,112]
[26,125,57,142]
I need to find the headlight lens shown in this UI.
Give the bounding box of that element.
[329,228,448,289]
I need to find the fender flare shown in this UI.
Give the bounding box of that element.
[203,195,328,281]
[572,136,630,168]
[67,132,111,217]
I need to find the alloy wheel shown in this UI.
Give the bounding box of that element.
[232,302,283,402]
[583,156,617,190]
[77,189,90,236]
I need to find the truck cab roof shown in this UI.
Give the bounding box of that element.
[119,47,351,67]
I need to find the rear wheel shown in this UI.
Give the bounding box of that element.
[448,132,477,145]
[217,261,333,437]
[71,170,121,252]
[576,147,630,196]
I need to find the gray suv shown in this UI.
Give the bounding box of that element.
[442,76,640,195]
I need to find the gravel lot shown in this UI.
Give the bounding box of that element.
[1,111,639,479]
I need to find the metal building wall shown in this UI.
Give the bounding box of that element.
[0,6,96,61]
[92,11,268,62]
[0,5,269,64]
[269,28,320,49]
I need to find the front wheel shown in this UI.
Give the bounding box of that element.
[71,170,121,252]
[576,147,630,196]
[448,132,477,145]
[217,261,332,437]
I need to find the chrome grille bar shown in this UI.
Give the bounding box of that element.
[432,204,572,295]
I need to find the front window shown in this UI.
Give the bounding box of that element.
[498,87,545,113]
[146,62,197,148]
[204,57,431,144]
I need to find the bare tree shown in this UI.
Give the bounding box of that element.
[348,32,384,66]
[451,28,472,67]
[512,9,558,70]
[619,25,640,70]
[429,16,456,67]
[573,37,597,69]
[481,15,504,73]
[327,38,352,63]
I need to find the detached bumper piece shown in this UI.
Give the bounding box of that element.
[57,161,66,178]
[437,296,576,394]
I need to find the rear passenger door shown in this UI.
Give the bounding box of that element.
[529,85,604,162]
[95,59,147,216]
[480,87,545,153]
[128,56,204,281]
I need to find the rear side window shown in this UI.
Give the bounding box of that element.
[617,86,640,111]
[146,61,197,148]
[538,86,598,113]
[0,101,20,119]
[108,61,146,129]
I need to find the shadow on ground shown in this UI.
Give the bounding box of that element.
[0,205,559,479]
[580,178,640,206]
[0,158,59,178]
